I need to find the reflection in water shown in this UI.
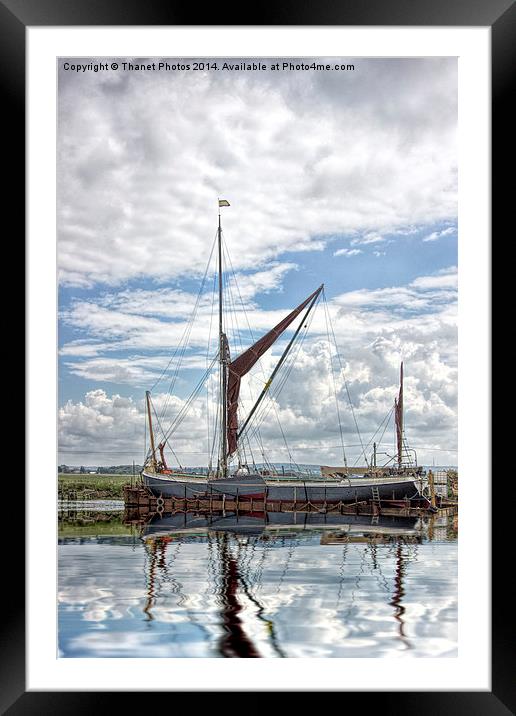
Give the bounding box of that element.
[142,539,157,621]
[58,510,458,658]
[390,544,410,649]
[217,533,261,658]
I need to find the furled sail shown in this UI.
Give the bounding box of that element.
[226,286,323,457]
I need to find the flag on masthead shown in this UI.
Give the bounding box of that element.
[218,199,230,207]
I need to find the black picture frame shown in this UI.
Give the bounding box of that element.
[4,0,510,711]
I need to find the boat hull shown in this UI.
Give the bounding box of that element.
[142,471,266,499]
[265,479,422,503]
[141,470,425,504]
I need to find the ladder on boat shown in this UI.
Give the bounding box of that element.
[371,485,381,508]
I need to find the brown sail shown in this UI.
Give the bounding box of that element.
[226,286,323,457]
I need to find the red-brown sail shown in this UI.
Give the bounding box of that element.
[226,286,323,457]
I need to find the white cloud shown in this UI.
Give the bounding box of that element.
[59,263,309,364]
[226,262,298,302]
[350,232,385,247]
[58,389,212,464]
[333,248,362,257]
[58,57,457,286]
[422,226,456,242]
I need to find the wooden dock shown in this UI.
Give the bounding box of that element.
[123,484,456,519]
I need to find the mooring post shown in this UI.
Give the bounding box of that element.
[428,513,435,540]
[428,469,437,509]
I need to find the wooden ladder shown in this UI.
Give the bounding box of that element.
[371,485,381,507]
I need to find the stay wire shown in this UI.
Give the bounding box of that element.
[152,230,218,423]
[241,296,318,463]
[322,290,347,467]
[221,235,297,467]
[322,288,369,467]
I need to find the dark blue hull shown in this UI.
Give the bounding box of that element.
[142,471,424,504]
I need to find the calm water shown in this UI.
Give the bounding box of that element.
[58,507,458,658]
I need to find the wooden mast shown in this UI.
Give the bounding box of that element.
[397,361,404,467]
[146,390,157,470]
[218,201,228,477]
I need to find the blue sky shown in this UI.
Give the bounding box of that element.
[58,57,458,467]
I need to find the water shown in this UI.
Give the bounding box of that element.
[58,499,125,512]
[58,507,458,658]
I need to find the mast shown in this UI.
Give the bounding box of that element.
[146,390,157,470]
[218,200,229,477]
[396,361,404,467]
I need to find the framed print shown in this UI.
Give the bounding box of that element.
[4,0,512,710]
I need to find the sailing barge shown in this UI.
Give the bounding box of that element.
[142,201,429,507]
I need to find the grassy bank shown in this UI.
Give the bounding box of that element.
[58,473,134,499]
[59,512,134,537]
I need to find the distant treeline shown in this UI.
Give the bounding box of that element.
[57,462,321,475]
[58,465,143,475]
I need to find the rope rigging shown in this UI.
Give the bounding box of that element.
[152,230,218,426]
[353,403,395,468]
[321,289,347,467]
[221,236,296,468]
[236,294,317,458]
[321,288,369,468]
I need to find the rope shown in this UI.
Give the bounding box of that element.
[240,298,317,456]
[160,354,219,445]
[322,290,347,467]
[322,288,369,467]
[353,404,394,467]
[153,230,218,425]
[222,236,294,468]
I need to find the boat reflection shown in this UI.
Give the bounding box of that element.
[142,510,422,541]
[57,507,457,658]
[217,533,262,657]
[140,511,424,657]
[390,543,410,648]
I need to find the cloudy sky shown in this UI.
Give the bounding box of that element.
[58,57,457,468]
